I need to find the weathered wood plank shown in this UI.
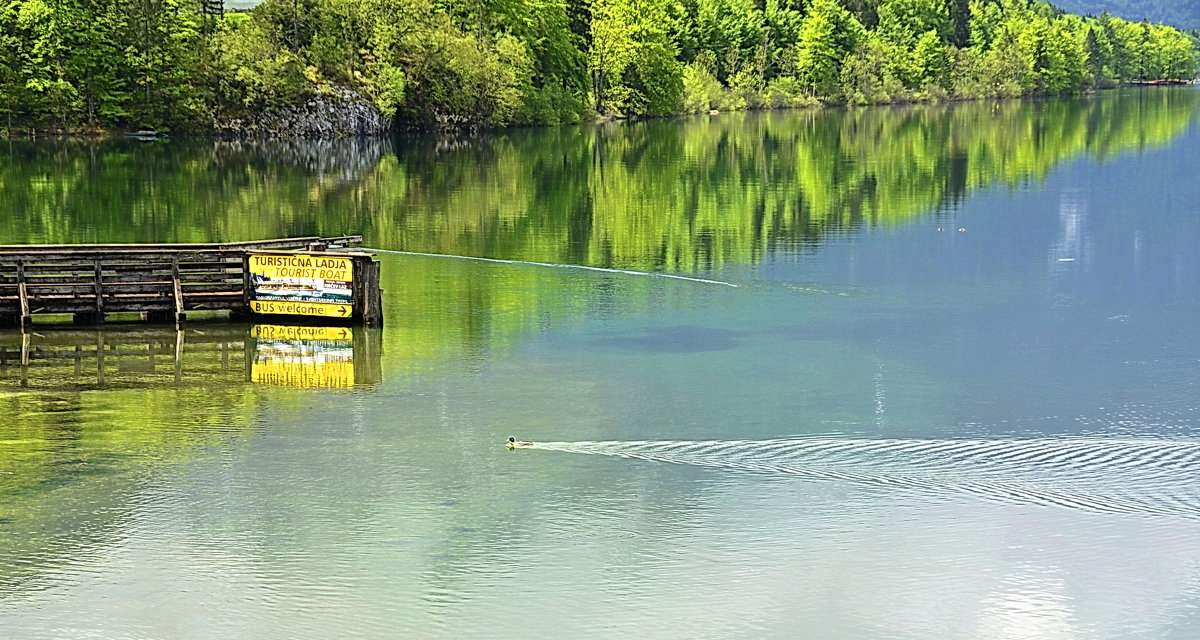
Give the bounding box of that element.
[0,251,244,264]
[1,287,242,301]
[0,263,234,277]
[0,236,360,254]
[0,273,242,286]
[14,298,245,314]
[0,240,308,253]
[24,284,114,297]
[3,282,241,296]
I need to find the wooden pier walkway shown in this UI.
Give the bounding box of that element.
[0,237,381,327]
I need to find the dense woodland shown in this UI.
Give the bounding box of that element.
[0,0,1197,132]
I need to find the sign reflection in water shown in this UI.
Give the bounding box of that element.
[0,324,381,390]
[250,324,381,388]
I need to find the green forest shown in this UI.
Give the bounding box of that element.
[0,0,1196,132]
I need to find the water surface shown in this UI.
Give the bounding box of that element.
[2,89,1200,638]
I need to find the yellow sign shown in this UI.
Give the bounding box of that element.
[251,360,355,388]
[249,254,353,281]
[248,253,355,314]
[251,324,352,341]
[251,299,352,318]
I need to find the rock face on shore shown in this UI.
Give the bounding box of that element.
[213,86,391,138]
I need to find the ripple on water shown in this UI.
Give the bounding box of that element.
[533,436,1200,519]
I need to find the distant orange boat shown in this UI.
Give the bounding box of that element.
[1129,79,1191,86]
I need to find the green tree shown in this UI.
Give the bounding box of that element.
[211,15,308,112]
[840,32,906,103]
[794,0,865,97]
[876,0,949,47]
[1034,22,1087,94]
[121,0,206,128]
[590,0,682,116]
[912,28,950,89]
[946,0,969,47]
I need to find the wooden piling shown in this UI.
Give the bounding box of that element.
[93,258,104,321]
[353,256,384,327]
[171,257,186,325]
[16,261,30,327]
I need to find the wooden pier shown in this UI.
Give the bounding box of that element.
[0,237,382,328]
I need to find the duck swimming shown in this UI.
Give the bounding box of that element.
[507,437,535,449]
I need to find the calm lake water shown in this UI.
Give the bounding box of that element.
[3,89,1200,638]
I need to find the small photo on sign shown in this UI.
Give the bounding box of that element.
[254,274,351,302]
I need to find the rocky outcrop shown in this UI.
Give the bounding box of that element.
[213,86,391,138]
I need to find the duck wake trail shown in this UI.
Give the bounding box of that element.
[534,437,1200,518]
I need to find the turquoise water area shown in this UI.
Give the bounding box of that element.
[2,89,1200,638]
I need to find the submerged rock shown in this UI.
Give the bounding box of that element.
[213,86,391,138]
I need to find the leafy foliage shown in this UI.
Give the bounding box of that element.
[0,0,1195,131]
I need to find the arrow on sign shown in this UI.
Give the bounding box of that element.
[338,329,348,339]
[338,306,349,316]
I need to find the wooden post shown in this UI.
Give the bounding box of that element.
[353,256,383,327]
[231,252,253,321]
[172,257,186,326]
[76,258,105,324]
[93,258,104,319]
[16,260,30,327]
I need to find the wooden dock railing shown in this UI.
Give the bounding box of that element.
[0,237,379,327]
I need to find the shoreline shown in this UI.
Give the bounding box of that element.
[2,83,1194,142]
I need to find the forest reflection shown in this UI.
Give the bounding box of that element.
[3,90,1194,386]
[1,89,1194,273]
